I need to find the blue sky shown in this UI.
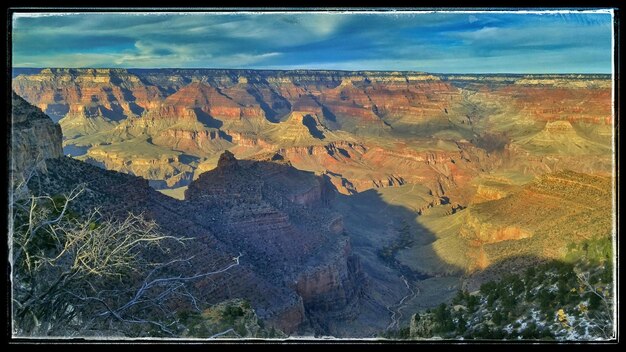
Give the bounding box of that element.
[12,11,614,73]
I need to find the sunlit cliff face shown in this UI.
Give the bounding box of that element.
[12,69,612,197]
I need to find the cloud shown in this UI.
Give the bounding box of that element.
[267,49,609,73]
[11,11,613,73]
[449,22,610,49]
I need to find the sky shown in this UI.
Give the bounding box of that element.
[11,10,614,73]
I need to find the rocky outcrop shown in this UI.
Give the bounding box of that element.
[10,92,63,178]
[473,184,509,203]
[83,147,195,188]
[228,131,275,148]
[294,239,365,326]
[460,211,533,243]
[155,81,266,121]
[185,151,365,334]
[454,170,613,272]
[12,68,162,122]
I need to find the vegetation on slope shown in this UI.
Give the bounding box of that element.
[178,299,286,339]
[10,179,271,338]
[405,237,614,341]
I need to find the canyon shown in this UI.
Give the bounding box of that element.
[10,68,615,338]
[12,69,612,195]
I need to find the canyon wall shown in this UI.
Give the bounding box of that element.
[13,69,613,205]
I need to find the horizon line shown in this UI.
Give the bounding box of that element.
[11,67,613,75]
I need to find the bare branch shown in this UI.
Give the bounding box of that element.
[208,328,241,339]
[11,179,245,338]
[113,253,242,316]
[575,270,615,339]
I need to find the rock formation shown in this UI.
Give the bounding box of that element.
[12,69,612,201]
[10,68,615,338]
[185,151,366,334]
[10,91,63,179]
